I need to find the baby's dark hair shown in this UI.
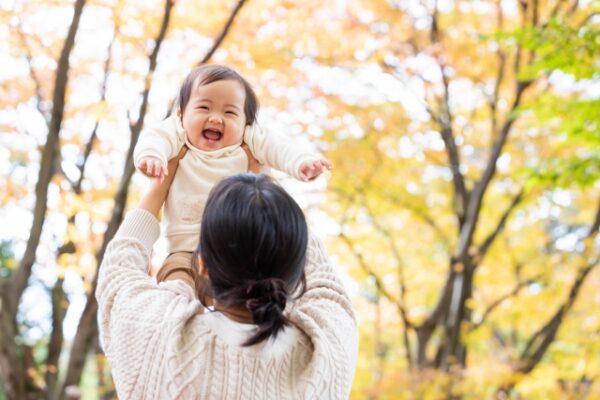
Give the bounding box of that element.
[196,173,308,346]
[177,64,259,126]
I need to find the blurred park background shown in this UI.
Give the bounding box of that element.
[1,0,599,399]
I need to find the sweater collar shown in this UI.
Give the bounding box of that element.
[202,311,305,353]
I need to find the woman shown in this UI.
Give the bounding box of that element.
[96,149,358,399]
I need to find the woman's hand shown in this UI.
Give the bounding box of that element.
[138,146,187,218]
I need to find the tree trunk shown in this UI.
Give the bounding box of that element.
[59,300,98,400]
[58,0,175,396]
[57,0,251,394]
[6,0,87,318]
[0,0,87,398]
[0,292,23,399]
[46,278,69,400]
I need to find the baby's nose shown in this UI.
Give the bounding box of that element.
[208,115,223,124]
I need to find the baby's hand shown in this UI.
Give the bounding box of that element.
[298,159,333,182]
[137,156,168,183]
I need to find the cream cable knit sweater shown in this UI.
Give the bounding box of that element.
[96,208,358,399]
[133,116,317,253]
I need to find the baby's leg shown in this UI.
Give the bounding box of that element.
[156,252,196,288]
[156,251,213,305]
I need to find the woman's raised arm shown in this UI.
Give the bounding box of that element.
[287,234,358,394]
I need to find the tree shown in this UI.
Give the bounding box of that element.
[0,1,87,397]
[0,0,248,398]
[302,0,599,397]
[1,0,597,398]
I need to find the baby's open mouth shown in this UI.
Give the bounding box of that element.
[202,128,222,142]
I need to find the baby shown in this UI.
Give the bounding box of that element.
[134,64,331,282]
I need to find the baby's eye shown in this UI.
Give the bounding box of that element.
[225,111,238,116]
[197,106,209,110]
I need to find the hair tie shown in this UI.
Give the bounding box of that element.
[244,278,288,323]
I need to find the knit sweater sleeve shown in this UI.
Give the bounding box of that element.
[133,115,183,167]
[96,208,200,399]
[288,234,358,398]
[243,124,316,180]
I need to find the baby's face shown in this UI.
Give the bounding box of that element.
[181,79,247,151]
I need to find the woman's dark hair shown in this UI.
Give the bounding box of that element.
[177,64,259,126]
[196,173,308,346]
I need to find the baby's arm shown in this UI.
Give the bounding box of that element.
[134,115,184,182]
[244,125,332,181]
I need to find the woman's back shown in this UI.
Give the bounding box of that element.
[96,170,357,400]
[97,219,357,400]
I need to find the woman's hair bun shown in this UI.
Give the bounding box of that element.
[244,278,288,325]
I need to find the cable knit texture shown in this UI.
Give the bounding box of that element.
[96,208,358,399]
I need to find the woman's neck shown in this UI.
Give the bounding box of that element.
[214,304,254,324]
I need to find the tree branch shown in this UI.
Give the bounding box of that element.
[329,133,451,251]
[477,187,525,262]
[45,278,69,400]
[577,12,599,29]
[128,0,174,143]
[52,24,117,387]
[368,299,388,399]
[51,24,118,393]
[429,7,469,225]
[0,291,24,398]
[333,151,415,363]
[359,197,414,366]
[568,0,580,16]
[514,0,528,76]
[470,278,532,331]
[489,0,506,138]
[510,189,599,378]
[197,0,247,66]
[456,79,532,261]
[379,62,442,125]
[361,199,410,303]
[377,191,452,252]
[532,0,539,26]
[15,25,49,123]
[517,258,598,374]
[339,229,413,368]
[6,0,87,322]
[74,27,118,194]
[421,266,458,332]
[0,2,88,398]
[338,232,412,329]
[429,0,440,43]
[165,0,249,117]
[545,0,562,24]
[587,195,600,238]
[59,0,175,396]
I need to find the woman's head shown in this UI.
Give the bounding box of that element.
[197,173,308,346]
[177,64,259,151]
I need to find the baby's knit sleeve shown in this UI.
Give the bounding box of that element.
[287,234,358,398]
[134,115,184,167]
[243,124,316,180]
